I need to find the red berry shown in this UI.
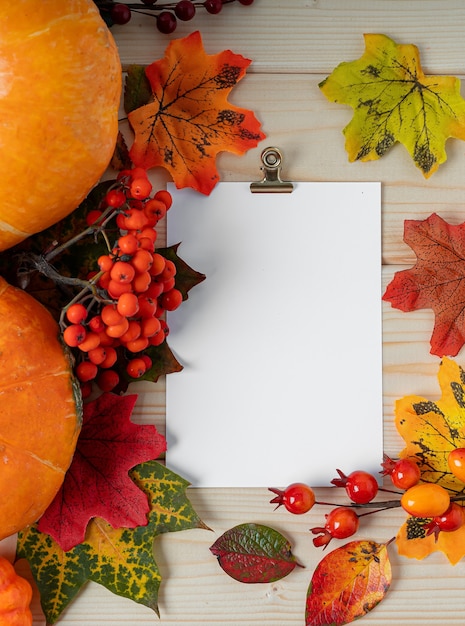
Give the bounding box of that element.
[268,483,315,515]
[65,303,88,325]
[157,11,177,33]
[126,357,147,378]
[111,3,132,25]
[97,369,120,392]
[331,469,378,504]
[76,360,98,382]
[161,288,183,311]
[105,188,126,208]
[381,455,421,490]
[425,502,465,541]
[205,0,223,14]
[238,0,254,4]
[311,507,359,548]
[86,209,103,226]
[175,0,196,21]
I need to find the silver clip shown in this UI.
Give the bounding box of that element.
[250,147,294,193]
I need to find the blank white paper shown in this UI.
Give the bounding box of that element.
[165,182,382,488]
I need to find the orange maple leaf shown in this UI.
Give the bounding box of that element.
[128,31,265,195]
[395,357,465,563]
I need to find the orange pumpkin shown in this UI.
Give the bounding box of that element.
[0,556,32,626]
[0,277,82,540]
[0,0,122,252]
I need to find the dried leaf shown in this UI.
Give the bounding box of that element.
[127,31,265,194]
[394,357,465,562]
[17,461,206,624]
[305,540,392,625]
[210,523,302,583]
[158,243,206,299]
[383,213,465,357]
[37,393,167,551]
[320,34,465,177]
[396,512,465,565]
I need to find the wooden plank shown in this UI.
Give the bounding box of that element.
[113,0,465,75]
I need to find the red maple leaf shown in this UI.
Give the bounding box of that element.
[383,213,465,357]
[127,31,265,195]
[37,393,166,551]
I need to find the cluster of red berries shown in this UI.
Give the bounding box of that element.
[97,0,254,34]
[269,452,465,549]
[61,167,180,396]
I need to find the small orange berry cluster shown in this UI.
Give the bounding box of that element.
[62,167,181,396]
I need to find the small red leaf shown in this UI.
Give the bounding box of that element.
[38,393,167,551]
[210,523,302,583]
[306,540,392,626]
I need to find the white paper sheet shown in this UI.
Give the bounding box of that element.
[165,182,382,488]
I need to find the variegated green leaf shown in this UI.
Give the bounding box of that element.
[17,461,206,624]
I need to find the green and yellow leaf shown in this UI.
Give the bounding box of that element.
[319,34,465,177]
[17,461,207,624]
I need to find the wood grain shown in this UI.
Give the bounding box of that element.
[15,1,465,624]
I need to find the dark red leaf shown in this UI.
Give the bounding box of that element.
[210,523,302,583]
[38,393,167,551]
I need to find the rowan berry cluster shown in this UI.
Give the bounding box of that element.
[269,452,465,549]
[61,167,181,396]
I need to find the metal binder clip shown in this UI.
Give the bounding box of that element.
[250,147,294,193]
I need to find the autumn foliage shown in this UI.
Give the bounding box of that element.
[127,31,265,194]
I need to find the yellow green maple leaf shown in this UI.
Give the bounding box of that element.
[16,461,208,624]
[395,357,465,563]
[319,33,465,177]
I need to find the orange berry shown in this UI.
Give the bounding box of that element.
[448,448,465,483]
[118,233,139,255]
[98,254,114,272]
[120,320,141,344]
[125,336,149,352]
[99,346,118,368]
[87,346,107,365]
[154,189,173,209]
[141,316,161,337]
[149,253,166,277]
[117,292,139,317]
[401,483,450,517]
[132,270,151,294]
[63,323,86,347]
[110,260,135,284]
[130,177,152,200]
[105,318,130,338]
[101,304,124,326]
[131,248,153,273]
[126,357,147,378]
[77,331,101,352]
[66,303,88,324]
[107,279,133,299]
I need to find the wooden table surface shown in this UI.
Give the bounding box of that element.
[19,1,465,624]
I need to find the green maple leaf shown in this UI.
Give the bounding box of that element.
[319,33,465,177]
[17,461,207,624]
